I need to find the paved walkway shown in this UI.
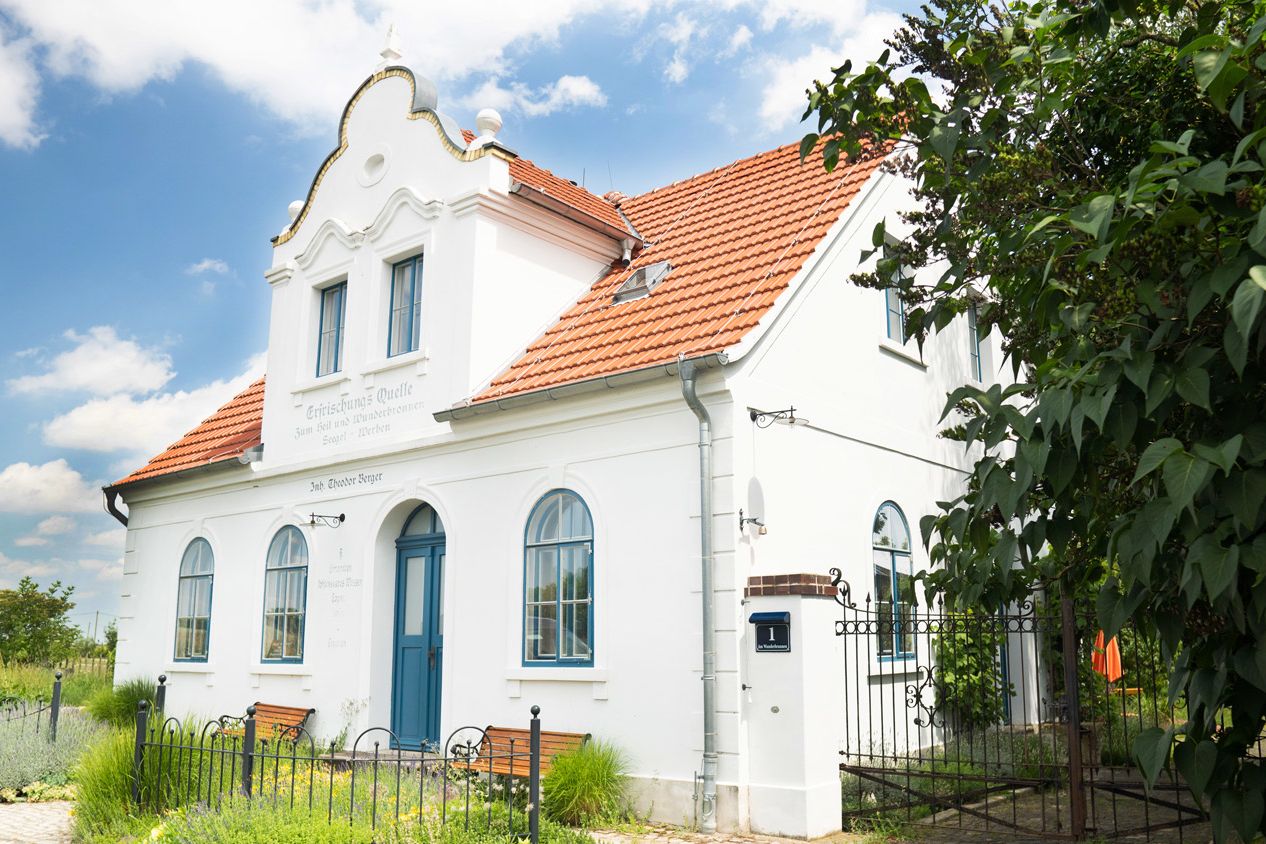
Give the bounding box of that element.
[592,826,862,844]
[0,801,72,844]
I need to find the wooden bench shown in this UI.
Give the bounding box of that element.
[457,726,589,778]
[220,702,315,742]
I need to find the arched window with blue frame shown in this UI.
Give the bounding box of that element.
[872,502,915,658]
[262,526,309,662]
[524,490,593,665]
[174,538,214,661]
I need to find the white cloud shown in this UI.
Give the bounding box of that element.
[84,528,126,548]
[0,459,99,514]
[77,557,123,582]
[461,74,606,117]
[659,13,700,84]
[17,514,78,545]
[0,25,43,149]
[7,326,174,397]
[37,515,76,535]
[0,551,56,588]
[0,0,635,149]
[42,352,265,462]
[186,258,229,275]
[720,24,753,57]
[754,11,901,131]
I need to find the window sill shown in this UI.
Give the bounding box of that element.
[166,662,215,674]
[361,349,430,379]
[505,667,607,683]
[291,374,351,400]
[878,340,927,370]
[251,664,312,677]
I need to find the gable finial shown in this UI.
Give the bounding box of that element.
[378,24,403,69]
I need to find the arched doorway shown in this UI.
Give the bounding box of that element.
[391,502,445,747]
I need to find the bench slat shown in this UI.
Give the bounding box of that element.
[456,726,589,778]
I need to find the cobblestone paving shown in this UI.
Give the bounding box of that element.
[0,801,73,844]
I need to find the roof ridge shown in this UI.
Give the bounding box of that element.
[629,139,804,203]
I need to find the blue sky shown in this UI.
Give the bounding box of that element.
[0,0,913,632]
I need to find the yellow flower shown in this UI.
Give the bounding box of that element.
[149,822,166,840]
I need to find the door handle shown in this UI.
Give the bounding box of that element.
[428,646,435,670]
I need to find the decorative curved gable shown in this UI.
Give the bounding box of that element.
[273,66,514,248]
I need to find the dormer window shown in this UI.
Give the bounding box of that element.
[316,282,347,377]
[613,261,671,304]
[388,255,424,357]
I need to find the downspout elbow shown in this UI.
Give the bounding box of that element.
[103,488,128,527]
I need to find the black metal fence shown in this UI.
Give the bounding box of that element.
[0,671,63,741]
[132,699,544,843]
[833,581,1206,841]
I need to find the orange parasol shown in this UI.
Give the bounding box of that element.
[1092,630,1124,683]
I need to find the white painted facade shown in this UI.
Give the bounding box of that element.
[111,67,1002,839]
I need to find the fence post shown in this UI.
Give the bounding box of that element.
[49,671,62,743]
[529,705,541,844]
[155,675,167,716]
[132,700,149,806]
[1060,594,1087,840]
[241,705,257,798]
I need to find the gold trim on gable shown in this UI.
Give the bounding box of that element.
[273,67,513,248]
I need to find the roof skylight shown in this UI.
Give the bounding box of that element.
[613,261,671,304]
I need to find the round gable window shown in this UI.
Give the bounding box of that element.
[357,146,390,187]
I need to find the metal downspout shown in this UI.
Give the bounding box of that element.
[679,357,718,832]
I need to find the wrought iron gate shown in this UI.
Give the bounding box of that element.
[830,570,1205,840]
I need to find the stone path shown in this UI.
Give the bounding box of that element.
[592,826,863,844]
[0,801,73,844]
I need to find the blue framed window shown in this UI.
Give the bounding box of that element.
[388,256,424,357]
[968,302,983,381]
[885,286,906,343]
[262,526,308,662]
[316,282,347,377]
[524,490,593,665]
[174,538,214,661]
[872,502,915,658]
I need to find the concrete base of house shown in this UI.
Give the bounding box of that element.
[627,775,838,838]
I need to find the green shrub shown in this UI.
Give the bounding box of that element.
[0,663,112,708]
[59,670,112,706]
[87,677,154,727]
[541,740,629,826]
[933,611,1014,730]
[0,708,110,794]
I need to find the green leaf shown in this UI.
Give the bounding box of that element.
[1193,435,1241,475]
[1068,194,1115,242]
[1134,438,1183,483]
[1133,727,1173,786]
[1162,452,1212,510]
[799,133,820,162]
[1225,468,1266,530]
[1193,49,1231,92]
[1175,367,1211,410]
[1189,740,1219,801]
[1232,275,1266,338]
[1181,160,1228,195]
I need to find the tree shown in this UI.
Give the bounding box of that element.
[0,577,78,666]
[803,0,1266,839]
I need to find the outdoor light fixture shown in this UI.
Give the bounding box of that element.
[306,513,346,529]
[749,407,806,428]
[739,508,768,535]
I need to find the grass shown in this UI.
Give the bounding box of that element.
[541,740,631,826]
[0,662,111,707]
[0,707,110,800]
[86,677,155,727]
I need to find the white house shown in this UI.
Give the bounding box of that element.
[105,58,997,839]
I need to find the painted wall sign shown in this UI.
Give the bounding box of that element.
[292,378,424,447]
[309,471,385,494]
[749,611,791,653]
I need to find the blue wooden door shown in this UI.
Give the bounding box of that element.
[391,540,444,747]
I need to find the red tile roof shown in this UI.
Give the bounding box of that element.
[112,378,264,487]
[473,139,886,402]
[115,139,885,488]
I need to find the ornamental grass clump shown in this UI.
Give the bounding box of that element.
[541,740,630,826]
[86,676,154,727]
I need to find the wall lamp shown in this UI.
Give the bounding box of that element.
[739,509,768,535]
[306,513,346,529]
[749,407,806,428]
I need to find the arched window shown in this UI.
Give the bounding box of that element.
[524,490,593,665]
[262,526,309,662]
[174,538,214,661]
[872,502,914,658]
